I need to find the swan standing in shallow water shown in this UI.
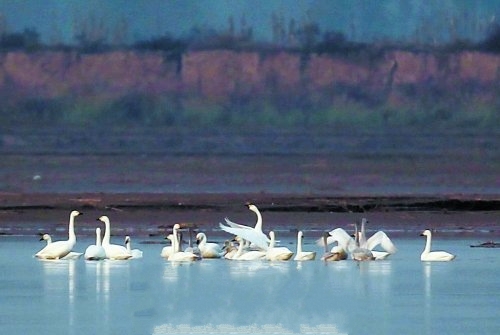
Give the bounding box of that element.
[294,231,316,261]
[98,215,132,260]
[84,227,106,260]
[124,236,144,259]
[265,231,294,261]
[167,224,201,261]
[420,229,456,261]
[196,232,223,258]
[35,210,82,260]
[219,203,270,250]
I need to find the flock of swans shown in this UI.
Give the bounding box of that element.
[33,205,457,263]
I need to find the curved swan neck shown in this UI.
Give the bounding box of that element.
[125,237,131,252]
[252,207,263,232]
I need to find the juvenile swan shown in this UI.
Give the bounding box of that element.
[420,229,456,261]
[35,210,82,260]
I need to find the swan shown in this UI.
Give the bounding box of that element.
[231,237,266,260]
[196,232,223,258]
[294,231,316,261]
[98,215,132,260]
[35,210,82,260]
[219,203,270,250]
[317,227,354,255]
[358,218,397,260]
[160,234,175,258]
[84,227,106,260]
[320,232,347,261]
[265,231,294,261]
[350,224,375,261]
[124,236,144,259]
[167,223,201,262]
[38,233,83,259]
[222,240,238,259]
[420,229,456,261]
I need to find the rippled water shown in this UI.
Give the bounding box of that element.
[1,235,499,335]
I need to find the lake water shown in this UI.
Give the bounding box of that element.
[1,234,499,335]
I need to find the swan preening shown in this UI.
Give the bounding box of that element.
[420,229,456,261]
[35,210,82,260]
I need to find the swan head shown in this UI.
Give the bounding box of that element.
[39,233,51,241]
[196,232,205,240]
[97,215,109,223]
[124,236,131,244]
[421,229,432,237]
[246,203,258,212]
[173,223,181,230]
[70,210,82,217]
[298,231,303,239]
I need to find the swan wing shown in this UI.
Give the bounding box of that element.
[219,222,269,250]
[366,231,397,254]
[316,228,354,249]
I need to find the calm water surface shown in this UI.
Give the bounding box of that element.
[1,235,499,335]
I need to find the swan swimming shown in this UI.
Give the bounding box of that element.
[167,223,201,262]
[160,234,175,258]
[196,232,223,258]
[84,227,106,260]
[420,229,456,261]
[38,233,83,259]
[98,215,132,260]
[265,231,294,261]
[320,231,348,261]
[350,223,375,261]
[124,236,144,259]
[358,218,397,260]
[231,237,266,260]
[219,203,270,250]
[294,231,316,261]
[35,210,82,260]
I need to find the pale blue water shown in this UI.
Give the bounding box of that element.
[1,235,499,335]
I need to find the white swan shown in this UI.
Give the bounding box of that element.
[265,231,294,261]
[358,218,397,260]
[84,227,106,260]
[196,232,223,258]
[167,223,200,261]
[317,227,354,255]
[160,234,175,258]
[320,232,347,261]
[38,233,83,259]
[219,203,270,250]
[294,231,316,261]
[231,237,266,260]
[35,210,82,260]
[351,223,375,261]
[124,236,144,259]
[420,229,456,261]
[98,215,132,260]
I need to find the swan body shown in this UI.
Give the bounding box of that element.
[124,236,144,259]
[232,239,266,260]
[351,223,375,261]
[160,234,175,258]
[266,231,294,261]
[294,231,316,261]
[320,232,348,261]
[35,210,82,260]
[196,232,223,258]
[84,227,106,260]
[219,204,270,250]
[98,215,132,260]
[420,229,456,261]
[222,240,238,259]
[38,233,83,259]
[167,224,200,262]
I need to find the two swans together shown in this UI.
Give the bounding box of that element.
[164,223,201,262]
[318,218,397,261]
[35,210,82,260]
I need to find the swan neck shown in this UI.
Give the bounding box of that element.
[68,214,76,242]
[269,232,275,248]
[424,234,432,253]
[96,229,102,246]
[254,209,263,232]
[102,219,111,246]
[296,233,303,253]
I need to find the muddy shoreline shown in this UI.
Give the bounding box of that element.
[1,192,499,238]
